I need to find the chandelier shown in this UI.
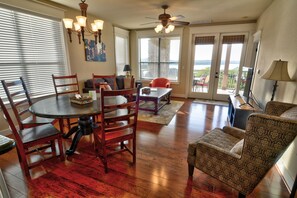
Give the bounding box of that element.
[62,0,104,44]
[154,24,175,33]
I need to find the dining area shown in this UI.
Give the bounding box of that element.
[0,74,140,177]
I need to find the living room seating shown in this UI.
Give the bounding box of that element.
[1,77,56,130]
[149,77,170,88]
[82,75,135,93]
[92,74,117,93]
[0,97,64,177]
[93,87,140,173]
[187,101,297,198]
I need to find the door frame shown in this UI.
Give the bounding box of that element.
[188,33,220,99]
[212,32,249,101]
[188,32,249,101]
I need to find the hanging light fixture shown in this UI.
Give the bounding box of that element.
[63,0,104,44]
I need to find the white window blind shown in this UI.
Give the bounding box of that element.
[114,27,129,76]
[0,6,68,100]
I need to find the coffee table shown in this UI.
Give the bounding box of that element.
[138,87,172,115]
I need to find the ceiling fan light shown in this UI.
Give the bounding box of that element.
[155,27,160,33]
[165,28,171,33]
[76,16,87,27]
[63,18,73,29]
[155,24,163,33]
[94,20,104,30]
[168,24,175,31]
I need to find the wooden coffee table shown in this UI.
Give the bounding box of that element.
[138,87,172,115]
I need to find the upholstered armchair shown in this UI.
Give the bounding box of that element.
[149,77,170,88]
[187,101,297,198]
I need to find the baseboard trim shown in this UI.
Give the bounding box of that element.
[172,93,186,98]
[276,161,294,193]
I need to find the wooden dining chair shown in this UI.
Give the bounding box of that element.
[0,97,64,177]
[92,74,117,93]
[52,74,80,96]
[93,86,140,173]
[1,77,56,130]
[52,74,80,132]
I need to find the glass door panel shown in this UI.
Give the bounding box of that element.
[216,43,243,95]
[192,44,213,93]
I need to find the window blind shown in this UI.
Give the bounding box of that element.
[0,6,67,100]
[222,35,245,44]
[195,36,215,45]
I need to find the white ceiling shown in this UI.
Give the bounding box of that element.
[50,0,273,29]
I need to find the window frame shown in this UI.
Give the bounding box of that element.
[137,29,183,82]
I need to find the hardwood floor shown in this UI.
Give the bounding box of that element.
[0,98,291,197]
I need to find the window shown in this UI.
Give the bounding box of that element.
[115,27,129,76]
[0,6,68,100]
[139,36,180,81]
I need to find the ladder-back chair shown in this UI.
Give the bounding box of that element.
[52,74,80,132]
[1,77,55,130]
[0,97,64,177]
[93,87,140,173]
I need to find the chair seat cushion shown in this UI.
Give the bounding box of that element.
[19,124,61,144]
[198,128,241,151]
[22,116,55,125]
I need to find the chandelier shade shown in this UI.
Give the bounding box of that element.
[63,0,104,44]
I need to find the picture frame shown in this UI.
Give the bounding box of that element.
[84,39,106,62]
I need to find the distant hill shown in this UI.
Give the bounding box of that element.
[194,60,240,65]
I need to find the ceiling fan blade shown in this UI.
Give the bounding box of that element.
[170,20,190,26]
[140,21,160,26]
[170,15,185,21]
[145,16,158,20]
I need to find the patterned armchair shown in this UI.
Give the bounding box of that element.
[187,101,297,198]
[149,77,170,88]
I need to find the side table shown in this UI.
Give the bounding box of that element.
[0,135,16,198]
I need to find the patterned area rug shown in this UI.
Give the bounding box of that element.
[137,100,184,125]
[193,99,228,106]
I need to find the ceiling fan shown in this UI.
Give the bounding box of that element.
[144,5,190,33]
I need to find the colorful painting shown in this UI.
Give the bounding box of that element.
[84,39,106,62]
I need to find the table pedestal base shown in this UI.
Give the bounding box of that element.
[63,116,93,155]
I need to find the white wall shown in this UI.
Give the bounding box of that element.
[253,0,297,190]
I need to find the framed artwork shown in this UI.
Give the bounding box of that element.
[84,39,106,62]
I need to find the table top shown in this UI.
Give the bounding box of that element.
[139,87,172,99]
[29,94,126,119]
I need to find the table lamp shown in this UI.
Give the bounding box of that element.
[261,59,292,101]
[123,64,131,77]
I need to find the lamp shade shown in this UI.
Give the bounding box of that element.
[261,60,292,81]
[123,64,131,72]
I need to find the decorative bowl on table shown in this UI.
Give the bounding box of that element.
[70,95,93,105]
[142,87,151,95]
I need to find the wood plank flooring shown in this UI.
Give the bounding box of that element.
[0,98,291,197]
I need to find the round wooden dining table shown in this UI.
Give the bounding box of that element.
[29,94,126,155]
